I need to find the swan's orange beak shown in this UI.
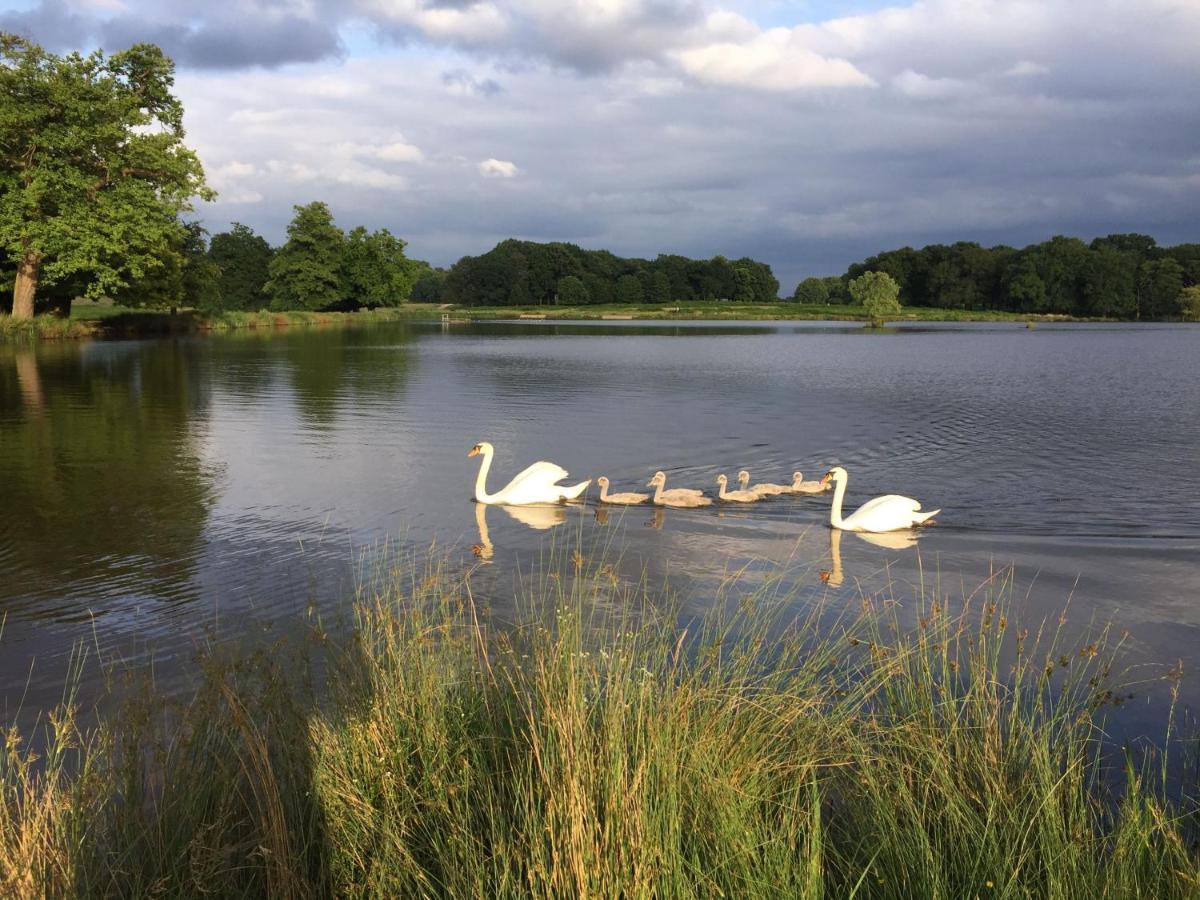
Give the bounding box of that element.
[820,472,832,486]
[467,445,480,458]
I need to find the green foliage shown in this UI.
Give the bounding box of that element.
[108,221,219,311]
[645,270,671,304]
[409,266,447,303]
[441,240,779,307]
[793,277,830,304]
[849,270,902,324]
[842,232,1198,319]
[616,273,643,304]
[0,34,211,317]
[342,226,419,308]
[1179,285,1200,321]
[1138,258,1184,319]
[555,274,589,305]
[823,276,851,305]
[1083,245,1138,318]
[208,223,273,311]
[265,202,345,311]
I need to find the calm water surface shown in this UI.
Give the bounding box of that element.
[2,321,1198,733]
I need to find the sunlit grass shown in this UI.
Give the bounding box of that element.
[2,551,1197,897]
[0,313,96,341]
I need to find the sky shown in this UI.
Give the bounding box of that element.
[4,0,1199,289]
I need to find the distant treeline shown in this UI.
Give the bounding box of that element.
[435,239,781,306]
[798,234,1200,319]
[7,212,1198,321]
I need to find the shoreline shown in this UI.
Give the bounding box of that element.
[0,301,1134,343]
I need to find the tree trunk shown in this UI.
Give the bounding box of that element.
[11,251,40,320]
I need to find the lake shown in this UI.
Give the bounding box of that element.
[2,320,1198,737]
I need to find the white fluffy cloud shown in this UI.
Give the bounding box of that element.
[478,158,519,178]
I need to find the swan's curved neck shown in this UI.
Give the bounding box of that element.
[598,481,610,501]
[718,479,730,500]
[474,446,496,503]
[829,475,848,528]
[651,479,664,503]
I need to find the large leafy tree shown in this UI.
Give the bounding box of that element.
[850,270,902,326]
[409,266,446,303]
[342,226,420,308]
[208,223,273,311]
[556,275,589,305]
[0,35,211,319]
[793,277,830,305]
[616,273,643,305]
[1179,285,1200,321]
[265,201,344,311]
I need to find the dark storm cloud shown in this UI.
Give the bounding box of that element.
[366,0,710,74]
[0,0,90,52]
[2,0,343,69]
[99,16,344,69]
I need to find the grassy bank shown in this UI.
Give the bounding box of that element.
[1,304,437,342]
[3,553,1196,898]
[3,300,1074,342]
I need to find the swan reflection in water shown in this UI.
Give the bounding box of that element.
[472,501,571,562]
[820,527,920,587]
[593,505,664,529]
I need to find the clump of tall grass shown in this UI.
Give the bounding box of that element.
[2,552,1197,897]
[0,313,95,341]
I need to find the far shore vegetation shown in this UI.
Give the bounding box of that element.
[4,34,1200,339]
[2,298,1103,343]
[3,549,1199,897]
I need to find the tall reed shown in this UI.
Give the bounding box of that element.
[1,551,1196,898]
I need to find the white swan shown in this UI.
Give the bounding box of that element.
[468,441,590,505]
[821,466,939,533]
[717,474,760,503]
[647,471,711,507]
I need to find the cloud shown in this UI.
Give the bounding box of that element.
[890,69,974,99]
[15,0,1194,292]
[0,0,91,51]
[674,27,875,90]
[350,140,426,163]
[2,0,345,69]
[442,68,503,96]
[479,158,519,177]
[1004,60,1049,77]
[360,0,510,44]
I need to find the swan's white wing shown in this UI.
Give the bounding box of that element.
[494,460,574,504]
[506,460,569,488]
[843,494,923,532]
